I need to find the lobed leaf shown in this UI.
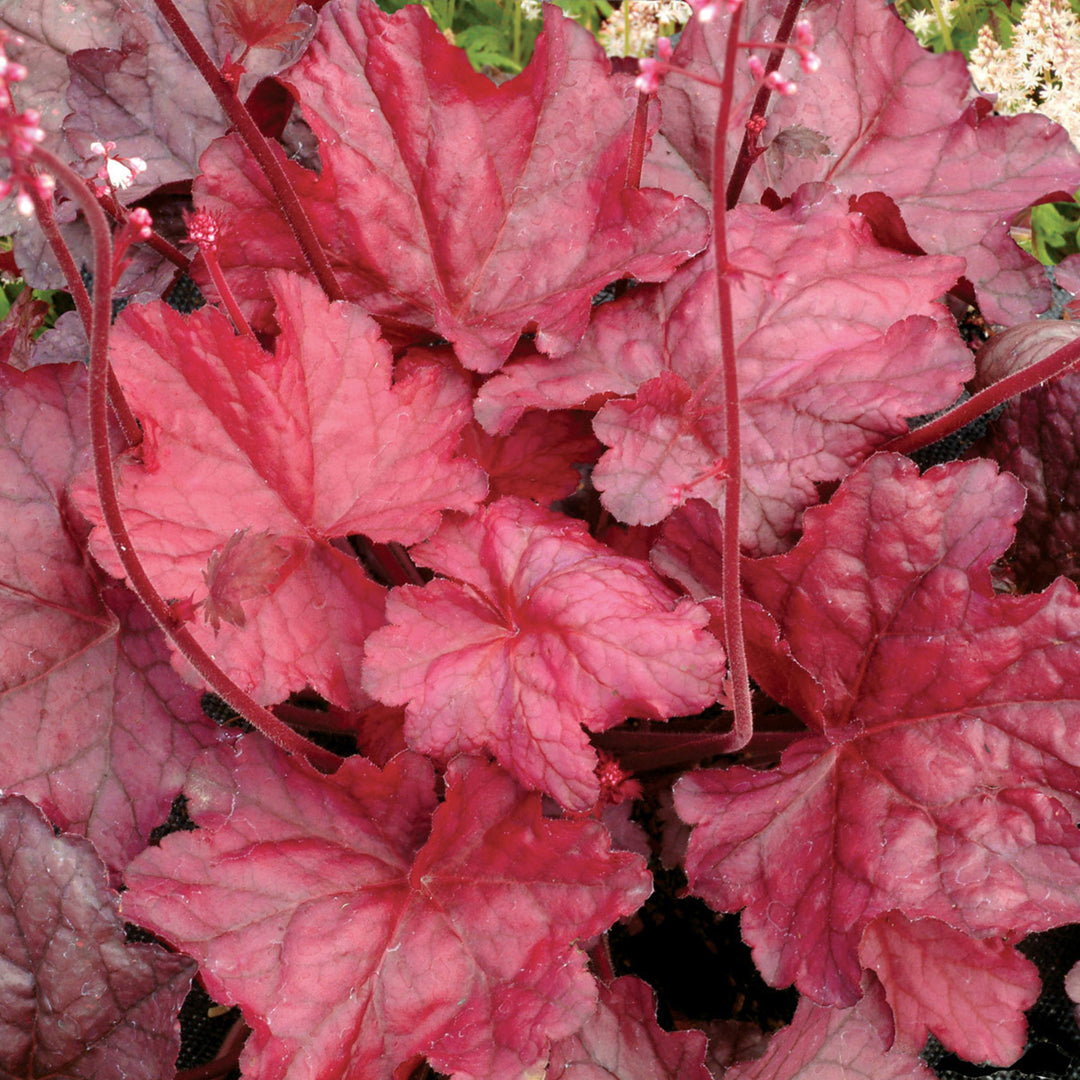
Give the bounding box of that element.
[363,496,726,808]
[122,741,652,1080]
[194,1,709,370]
[677,454,1080,1005]
[73,271,486,708]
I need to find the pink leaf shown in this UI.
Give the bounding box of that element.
[122,742,651,1080]
[651,0,1080,324]
[725,976,936,1080]
[480,189,971,552]
[194,2,708,370]
[676,454,1080,1005]
[0,795,194,1077]
[546,976,712,1080]
[858,911,1039,1066]
[74,271,486,708]
[363,496,725,808]
[0,362,221,872]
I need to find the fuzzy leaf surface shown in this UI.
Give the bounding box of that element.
[122,742,651,1080]
[0,362,220,872]
[0,795,194,1078]
[725,977,934,1080]
[651,0,1080,324]
[195,2,708,370]
[363,496,725,808]
[74,271,486,708]
[858,912,1039,1065]
[546,975,712,1080]
[676,454,1080,1005]
[479,190,970,552]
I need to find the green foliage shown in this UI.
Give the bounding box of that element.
[1029,193,1080,265]
[376,0,612,73]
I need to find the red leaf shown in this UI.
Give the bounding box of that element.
[213,0,310,52]
[74,272,486,709]
[194,2,708,370]
[461,409,603,505]
[479,189,970,552]
[858,912,1039,1066]
[676,454,1080,1005]
[546,976,712,1080]
[969,321,1080,591]
[652,0,1080,324]
[363,497,725,808]
[0,795,194,1077]
[725,976,935,1080]
[0,362,221,872]
[122,742,651,1080]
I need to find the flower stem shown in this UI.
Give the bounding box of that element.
[725,0,804,210]
[711,3,752,753]
[150,0,346,304]
[27,174,143,449]
[30,143,342,774]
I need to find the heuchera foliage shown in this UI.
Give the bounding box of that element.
[6,0,1080,1077]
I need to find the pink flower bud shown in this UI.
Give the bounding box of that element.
[795,18,814,48]
[129,207,153,240]
[748,55,765,80]
[635,58,662,95]
[657,36,674,62]
[801,51,821,74]
[764,71,797,95]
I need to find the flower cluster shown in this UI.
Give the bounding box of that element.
[596,0,692,59]
[0,33,52,216]
[969,0,1080,146]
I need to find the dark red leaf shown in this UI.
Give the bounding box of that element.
[0,795,194,1077]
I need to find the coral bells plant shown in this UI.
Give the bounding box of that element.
[9,0,1080,1076]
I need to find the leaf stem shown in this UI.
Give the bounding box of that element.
[879,335,1080,457]
[150,0,346,303]
[30,143,342,775]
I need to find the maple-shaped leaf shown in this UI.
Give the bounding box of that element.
[202,528,294,630]
[650,0,1080,324]
[968,322,1080,591]
[0,795,194,1078]
[546,976,712,1080]
[213,0,311,52]
[362,497,725,809]
[675,453,1080,1005]
[858,911,1039,1066]
[0,361,221,872]
[194,1,709,371]
[74,271,486,708]
[122,740,652,1080]
[725,976,935,1080]
[478,189,970,553]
